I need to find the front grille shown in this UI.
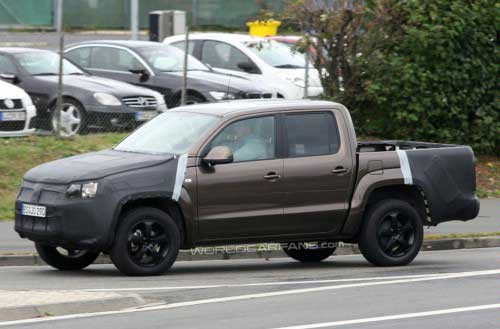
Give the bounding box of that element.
[122,96,157,108]
[0,99,23,110]
[0,121,25,131]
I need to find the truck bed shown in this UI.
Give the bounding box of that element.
[355,140,479,225]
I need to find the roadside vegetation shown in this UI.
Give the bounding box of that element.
[0,134,498,220]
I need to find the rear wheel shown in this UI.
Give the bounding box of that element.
[111,207,180,276]
[35,243,99,271]
[358,199,423,266]
[282,241,336,262]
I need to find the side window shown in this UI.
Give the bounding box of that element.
[210,116,275,163]
[0,55,17,74]
[201,41,253,72]
[285,112,340,157]
[65,47,91,68]
[171,41,195,55]
[90,47,145,72]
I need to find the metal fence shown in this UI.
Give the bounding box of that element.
[0,0,53,28]
[0,0,283,30]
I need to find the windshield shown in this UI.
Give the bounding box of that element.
[115,111,220,155]
[138,46,209,72]
[13,51,84,76]
[245,40,309,69]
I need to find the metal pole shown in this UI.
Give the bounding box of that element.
[180,26,189,106]
[55,0,64,137]
[131,0,139,40]
[304,47,309,98]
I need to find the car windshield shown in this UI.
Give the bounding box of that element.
[138,46,209,72]
[244,40,309,69]
[114,111,220,155]
[13,51,84,76]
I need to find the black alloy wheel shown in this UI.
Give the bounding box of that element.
[111,207,180,276]
[358,199,423,267]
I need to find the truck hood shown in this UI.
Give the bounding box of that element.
[23,149,174,184]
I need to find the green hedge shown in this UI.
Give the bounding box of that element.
[358,0,500,154]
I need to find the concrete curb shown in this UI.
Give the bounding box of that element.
[0,293,145,321]
[1,236,499,267]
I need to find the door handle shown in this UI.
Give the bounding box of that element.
[263,172,281,180]
[331,167,348,174]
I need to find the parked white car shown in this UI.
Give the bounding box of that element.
[0,79,36,137]
[163,33,324,99]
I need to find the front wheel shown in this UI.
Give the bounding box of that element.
[50,98,87,137]
[358,199,423,266]
[35,243,99,271]
[282,241,336,262]
[111,207,180,276]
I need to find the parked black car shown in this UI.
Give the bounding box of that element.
[64,41,274,107]
[0,48,167,136]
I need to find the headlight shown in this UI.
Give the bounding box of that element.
[94,93,121,106]
[23,96,34,107]
[154,94,166,106]
[67,182,99,198]
[209,91,237,101]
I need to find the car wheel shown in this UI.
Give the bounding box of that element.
[51,98,87,137]
[282,241,336,262]
[111,207,180,276]
[173,94,205,107]
[35,243,99,271]
[358,199,423,266]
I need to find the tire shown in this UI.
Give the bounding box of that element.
[172,94,205,107]
[50,98,87,137]
[282,241,336,262]
[111,207,180,276]
[35,243,99,271]
[358,199,423,267]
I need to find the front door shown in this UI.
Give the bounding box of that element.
[281,111,354,235]
[196,115,285,240]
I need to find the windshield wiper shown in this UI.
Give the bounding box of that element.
[69,72,85,75]
[274,64,304,69]
[31,73,58,76]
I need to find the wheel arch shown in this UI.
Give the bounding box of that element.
[106,194,192,252]
[168,89,206,107]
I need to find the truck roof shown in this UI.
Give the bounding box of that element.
[171,99,344,117]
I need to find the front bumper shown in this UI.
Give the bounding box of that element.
[0,104,36,137]
[84,103,166,128]
[14,180,116,251]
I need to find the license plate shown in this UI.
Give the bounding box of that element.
[21,204,46,218]
[135,111,157,121]
[0,111,26,121]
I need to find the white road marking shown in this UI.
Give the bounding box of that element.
[85,272,449,292]
[0,268,499,327]
[268,303,500,329]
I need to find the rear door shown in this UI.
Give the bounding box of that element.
[281,110,354,234]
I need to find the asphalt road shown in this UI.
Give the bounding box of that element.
[0,247,498,328]
[1,198,498,253]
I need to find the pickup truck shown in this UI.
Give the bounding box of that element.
[14,100,480,276]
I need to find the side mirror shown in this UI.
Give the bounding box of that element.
[129,69,149,81]
[203,146,233,166]
[0,73,20,84]
[237,62,259,74]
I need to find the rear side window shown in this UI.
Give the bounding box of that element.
[171,41,196,55]
[285,112,340,157]
[65,47,91,68]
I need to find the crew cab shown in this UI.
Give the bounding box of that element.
[15,100,480,275]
